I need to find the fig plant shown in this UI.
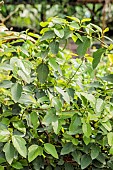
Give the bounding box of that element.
[0,15,113,170]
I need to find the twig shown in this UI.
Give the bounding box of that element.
[63,57,84,89]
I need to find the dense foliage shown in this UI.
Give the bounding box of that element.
[1,0,113,35]
[1,15,113,170]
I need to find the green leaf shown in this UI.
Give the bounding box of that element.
[69,21,80,30]
[76,36,91,56]
[44,143,58,159]
[0,129,10,142]
[11,83,22,102]
[40,31,55,41]
[91,145,100,159]
[3,143,15,165]
[102,74,113,83]
[61,143,74,155]
[13,121,26,134]
[69,115,81,134]
[52,120,62,134]
[54,28,64,38]
[0,166,4,170]
[90,23,102,32]
[83,136,90,145]
[0,64,13,71]
[0,80,13,88]
[51,97,62,111]
[49,58,59,70]
[28,145,43,162]
[81,154,92,169]
[72,150,82,165]
[36,63,49,84]
[95,98,104,113]
[49,41,59,54]
[18,70,31,84]
[82,122,92,138]
[55,86,70,104]
[107,132,113,146]
[12,135,27,158]
[42,109,58,125]
[30,112,39,129]
[101,121,112,132]
[92,48,106,69]
[80,92,96,106]
[11,162,23,169]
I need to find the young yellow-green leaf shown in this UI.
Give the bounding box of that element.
[81,18,91,23]
[66,16,80,23]
[81,154,92,169]
[3,143,15,165]
[28,145,43,162]
[11,83,22,102]
[103,27,109,34]
[92,48,106,69]
[107,132,113,146]
[108,54,113,64]
[0,166,4,170]
[40,21,49,27]
[44,143,58,159]
[12,135,27,158]
[36,63,49,84]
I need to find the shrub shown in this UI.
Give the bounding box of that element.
[0,16,113,170]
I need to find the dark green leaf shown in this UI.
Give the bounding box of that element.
[91,145,100,159]
[76,36,91,56]
[61,143,74,155]
[72,150,82,164]
[40,31,55,41]
[49,41,59,54]
[102,74,113,83]
[92,48,106,69]
[81,154,92,169]
[37,63,49,84]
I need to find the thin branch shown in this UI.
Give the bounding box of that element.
[63,57,84,89]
